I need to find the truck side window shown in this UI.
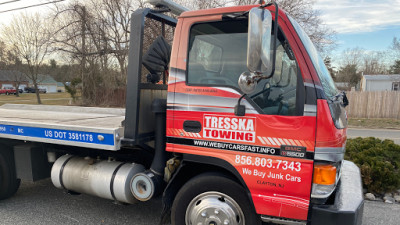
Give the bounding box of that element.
[187,20,248,88]
[250,33,299,116]
[189,38,222,73]
[187,20,300,116]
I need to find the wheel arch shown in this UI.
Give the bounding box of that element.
[161,154,256,224]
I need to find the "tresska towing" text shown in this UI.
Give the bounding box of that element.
[203,115,256,143]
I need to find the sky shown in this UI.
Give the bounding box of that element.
[0,0,399,61]
[314,0,400,56]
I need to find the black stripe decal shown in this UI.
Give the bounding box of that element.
[167,137,314,160]
[59,155,75,190]
[110,162,126,202]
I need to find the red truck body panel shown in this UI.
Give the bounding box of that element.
[166,4,346,222]
[315,99,347,148]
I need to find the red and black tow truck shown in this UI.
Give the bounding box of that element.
[0,0,363,224]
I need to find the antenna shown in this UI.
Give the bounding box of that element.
[146,0,189,16]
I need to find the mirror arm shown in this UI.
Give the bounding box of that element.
[235,94,247,116]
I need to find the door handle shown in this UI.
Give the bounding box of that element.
[183,120,201,133]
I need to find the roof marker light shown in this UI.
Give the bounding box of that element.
[146,0,189,16]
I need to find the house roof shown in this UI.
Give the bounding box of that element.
[363,74,400,81]
[0,70,29,82]
[29,74,58,84]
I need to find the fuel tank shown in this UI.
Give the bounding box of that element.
[51,155,145,204]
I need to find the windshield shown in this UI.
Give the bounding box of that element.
[288,16,338,99]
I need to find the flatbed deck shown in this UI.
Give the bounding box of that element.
[0,104,125,150]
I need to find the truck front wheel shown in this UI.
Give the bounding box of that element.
[171,173,261,225]
[0,149,21,200]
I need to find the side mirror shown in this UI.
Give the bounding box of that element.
[238,72,258,94]
[247,7,272,74]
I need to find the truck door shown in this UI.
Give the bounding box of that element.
[167,14,317,221]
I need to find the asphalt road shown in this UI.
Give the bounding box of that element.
[0,179,162,225]
[348,128,400,144]
[0,179,399,225]
[363,201,400,225]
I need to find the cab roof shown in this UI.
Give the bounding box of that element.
[180,4,282,18]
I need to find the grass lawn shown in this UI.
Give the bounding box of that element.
[0,92,72,106]
[348,118,400,129]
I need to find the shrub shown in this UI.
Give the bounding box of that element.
[345,137,400,194]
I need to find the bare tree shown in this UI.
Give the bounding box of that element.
[339,48,363,69]
[0,44,28,97]
[5,48,27,97]
[51,0,136,105]
[228,0,336,54]
[52,2,99,103]
[1,13,52,104]
[194,0,226,9]
[48,0,335,105]
[362,51,389,75]
[0,41,6,68]
[339,48,390,75]
[391,37,400,59]
[88,0,133,83]
[335,48,363,88]
[175,0,226,9]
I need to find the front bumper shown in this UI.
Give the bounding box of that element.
[311,160,364,225]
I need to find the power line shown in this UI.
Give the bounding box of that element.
[0,0,21,6]
[0,0,66,14]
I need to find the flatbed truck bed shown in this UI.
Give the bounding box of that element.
[0,104,124,150]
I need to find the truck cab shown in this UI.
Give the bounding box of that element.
[162,3,363,225]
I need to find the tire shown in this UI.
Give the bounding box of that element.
[0,148,21,200]
[171,173,261,225]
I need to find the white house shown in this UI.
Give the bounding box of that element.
[29,75,58,93]
[360,74,400,91]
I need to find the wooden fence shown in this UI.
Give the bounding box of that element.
[346,91,400,119]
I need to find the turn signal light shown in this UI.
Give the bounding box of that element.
[313,164,337,185]
[311,163,339,201]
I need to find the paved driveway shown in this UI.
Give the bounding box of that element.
[0,180,161,225]
[363,201,400,225]
[348,128,400,144]
[0,179,398,224]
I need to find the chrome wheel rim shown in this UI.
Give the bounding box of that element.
[185,191,245,225]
